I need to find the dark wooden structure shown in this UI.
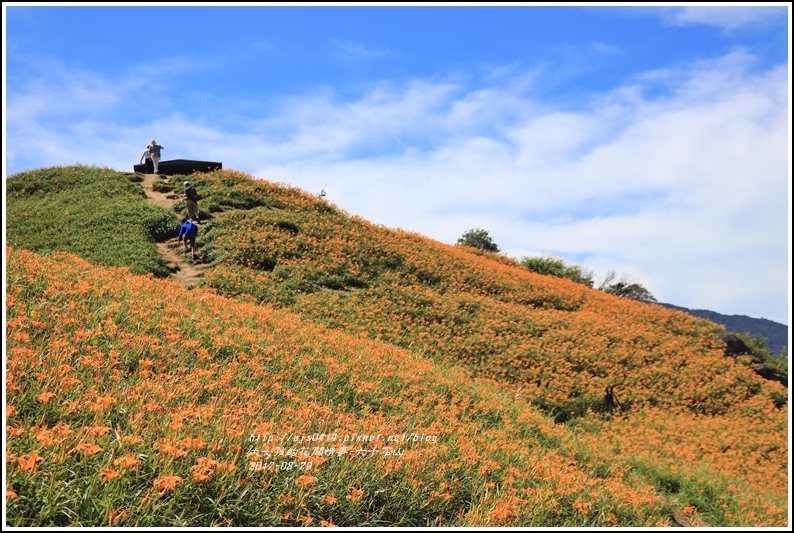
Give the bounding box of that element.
[134,159,222,175]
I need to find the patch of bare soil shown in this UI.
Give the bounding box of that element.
[156,240,210,287]
[655,493,710,527]
[139,172,181,209]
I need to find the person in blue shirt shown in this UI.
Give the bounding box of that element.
[177,217,199,261]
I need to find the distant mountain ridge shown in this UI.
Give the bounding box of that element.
[658,303,788,355]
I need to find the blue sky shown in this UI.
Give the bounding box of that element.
[3,3,791,326]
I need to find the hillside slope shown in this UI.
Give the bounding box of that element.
[659,303,788,356]
[7,247,669,527]
[5,166,178,277]
[5,166,789,526]
[178,170,783,419]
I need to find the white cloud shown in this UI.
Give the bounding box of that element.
[612,5,788,32]
[330,38,390,59]
[590,42,621,55]
[7,62,123,124]
[4,50,789,324]
[669,6,787,31]
[248,38,276,51]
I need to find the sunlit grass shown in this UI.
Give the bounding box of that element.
[6,165,179,277]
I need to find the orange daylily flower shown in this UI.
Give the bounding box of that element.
[99,468,119,482]
[295,475,317,488]
[76,443,104,457]
[113,455,140,469]
[153,475,183,493]
[346,487,364,501]
[36,391,56,403]
[17,451,45,472]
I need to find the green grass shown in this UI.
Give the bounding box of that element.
[6,165,180,277]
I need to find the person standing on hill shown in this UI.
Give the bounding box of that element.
[183,181,200,223]
[601,386,622,413]
[177,217,199,261]
[147,139,164,174]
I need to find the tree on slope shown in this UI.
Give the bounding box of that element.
[457,228,500,253]
[599,270,656,303]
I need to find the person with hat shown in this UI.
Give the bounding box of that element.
[183,181,200,223]
[147,139,164,174]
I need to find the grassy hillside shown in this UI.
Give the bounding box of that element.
[181,171,780,415]
[5,165,179,277]
[7,247,669,527]
[5,166,789,526]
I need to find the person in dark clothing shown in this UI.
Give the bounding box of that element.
[601,386,622,413]
[177,217,199,260]
[183,181,200,223]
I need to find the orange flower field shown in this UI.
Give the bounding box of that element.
[4,166,789,527]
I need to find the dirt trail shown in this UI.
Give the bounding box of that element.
[138,173,209,286]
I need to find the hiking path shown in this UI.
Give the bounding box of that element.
[138,173,209,286]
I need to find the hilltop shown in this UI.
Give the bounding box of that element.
[5,165,789,527]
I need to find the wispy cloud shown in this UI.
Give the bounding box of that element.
[668,6,787,31]
[249,38,276,51]
[7,61,126,123]
[593,5,788,34]
[609,5,789,32]
[589,42,622,55]
[330,38,390,59]
[4,47,788,323]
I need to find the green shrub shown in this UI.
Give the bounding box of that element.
[151,180,175,193]
[733,333,788,375]
[520,255,595,287]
